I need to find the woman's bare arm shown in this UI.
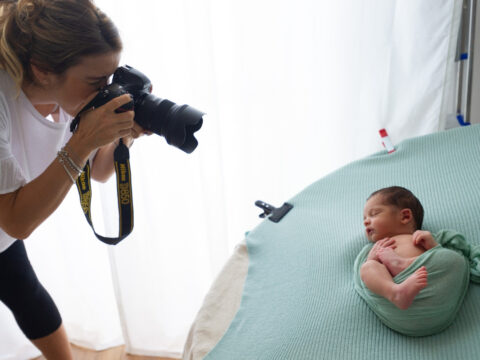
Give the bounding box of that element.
[0,138,86,239]
[0,95,134,239]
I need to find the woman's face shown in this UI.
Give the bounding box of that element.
[50,51,121,116]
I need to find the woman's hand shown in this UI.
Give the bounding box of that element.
[367,237,396,262]
[412,230,438,250]
[120,122,152,148]
[89,112,152,183]
[69,94,135,161]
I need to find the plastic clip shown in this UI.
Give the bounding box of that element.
[255,200,293,223]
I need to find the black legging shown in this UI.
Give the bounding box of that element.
[0,240,62,340]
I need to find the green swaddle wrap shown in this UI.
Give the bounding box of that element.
[354,230,480,336]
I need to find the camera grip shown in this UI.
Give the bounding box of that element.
[114,98,134,113]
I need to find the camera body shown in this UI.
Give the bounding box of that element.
[77,65,203,153]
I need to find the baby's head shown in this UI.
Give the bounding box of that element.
[363,186,424,242]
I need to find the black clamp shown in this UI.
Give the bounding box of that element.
[255,200,293,223]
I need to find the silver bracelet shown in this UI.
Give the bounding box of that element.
[63,144,84,170]
[57,151,82,177]
[58,148,84,174]
[57,155,76,183]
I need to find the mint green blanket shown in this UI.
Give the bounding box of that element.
[205,125,480,360]
[354,230,479,336]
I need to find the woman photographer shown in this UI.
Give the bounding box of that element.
[0,0,145,358]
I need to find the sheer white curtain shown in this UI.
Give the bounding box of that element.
[0,0,462,358]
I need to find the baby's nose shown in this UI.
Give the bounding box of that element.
[363,218,370,226]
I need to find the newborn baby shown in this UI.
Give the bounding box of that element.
[361,187,438,309]
[354,186,473,336]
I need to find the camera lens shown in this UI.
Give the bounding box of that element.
[134,94,204,153]
[111,65,204,153]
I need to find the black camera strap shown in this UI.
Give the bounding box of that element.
[75,140,134,245]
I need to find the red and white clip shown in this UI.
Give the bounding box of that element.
[379,129,395,154]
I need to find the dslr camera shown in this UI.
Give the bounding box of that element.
[74,65,203,153]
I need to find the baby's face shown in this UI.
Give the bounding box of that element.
[363,195,403,242]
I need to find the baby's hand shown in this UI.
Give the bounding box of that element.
[412,230,438,250]
[367,237,396,262]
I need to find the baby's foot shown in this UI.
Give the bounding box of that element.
[378,247,415,277]
[390,267,428,310]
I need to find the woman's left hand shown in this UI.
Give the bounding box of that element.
[91,123,152,182]
[121,122,153,148]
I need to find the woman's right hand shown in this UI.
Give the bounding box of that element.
[69,94,135,161]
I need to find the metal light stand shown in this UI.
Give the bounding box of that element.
[455,0,477,126]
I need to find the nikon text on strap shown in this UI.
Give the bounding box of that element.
[75,140,134,245]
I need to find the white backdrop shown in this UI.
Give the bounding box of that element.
[0,0,462,358]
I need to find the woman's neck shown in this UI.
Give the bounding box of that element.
[22,81,59,118]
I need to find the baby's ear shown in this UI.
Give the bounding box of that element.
[399,208,413,224]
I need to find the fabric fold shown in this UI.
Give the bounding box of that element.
[434,230,480,283]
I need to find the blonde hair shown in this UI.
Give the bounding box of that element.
[0,0,122,90]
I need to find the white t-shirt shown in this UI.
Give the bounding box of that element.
[0,70,72,252]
